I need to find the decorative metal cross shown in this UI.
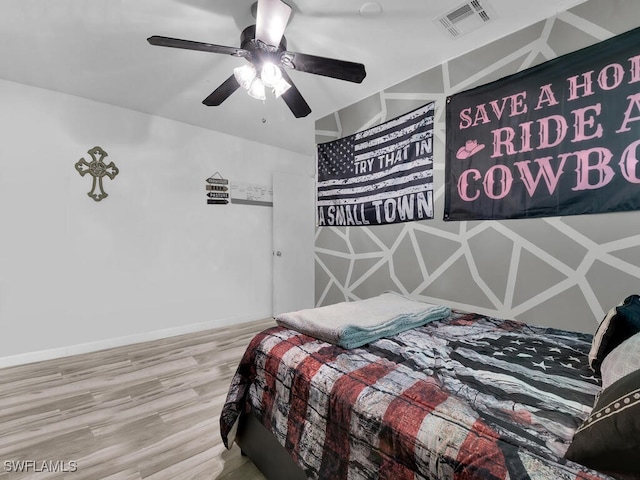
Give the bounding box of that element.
[74,146,119,201]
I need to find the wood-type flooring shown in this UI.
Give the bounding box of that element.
[0,318,276,479]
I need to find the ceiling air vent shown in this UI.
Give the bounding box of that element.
[435,0,496,39]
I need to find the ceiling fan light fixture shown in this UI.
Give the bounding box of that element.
[247,78,267,101]
[148,0,366,118]
[260,61,282,88]
[272,77,291,98]
[233,64,257,90]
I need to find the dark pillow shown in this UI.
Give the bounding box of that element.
[589,295,640,375]
[565,368,640,475]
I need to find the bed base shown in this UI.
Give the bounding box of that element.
[236,411,307,480]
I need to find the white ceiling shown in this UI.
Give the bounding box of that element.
[1,0,587,156]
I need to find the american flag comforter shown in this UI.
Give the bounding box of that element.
[220,311,614,480]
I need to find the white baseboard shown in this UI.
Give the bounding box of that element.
[0,312,272,369]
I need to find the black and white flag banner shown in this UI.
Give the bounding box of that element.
[317,102,435,226]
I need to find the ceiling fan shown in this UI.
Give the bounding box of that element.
[147,0,367,118]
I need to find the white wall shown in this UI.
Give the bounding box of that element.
[0,79,313,363]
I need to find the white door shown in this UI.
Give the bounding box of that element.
[272,171,315,316]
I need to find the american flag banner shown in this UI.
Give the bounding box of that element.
[317,103,435,226]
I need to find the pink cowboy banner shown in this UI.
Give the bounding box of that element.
[444,26,640,221]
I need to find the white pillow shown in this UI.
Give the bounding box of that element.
[600,331,640,389]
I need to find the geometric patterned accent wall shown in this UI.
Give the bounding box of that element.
[315,0,640,333]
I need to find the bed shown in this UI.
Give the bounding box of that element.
[220,293,640,480]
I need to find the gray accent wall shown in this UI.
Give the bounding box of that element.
[314,0,640,333]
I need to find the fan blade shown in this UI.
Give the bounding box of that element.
[281,51,366,83]
[147,36,249,58]
[279,70,311,118]
[255,0,292,46]
[202,75,241,106]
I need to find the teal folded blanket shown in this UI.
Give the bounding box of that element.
[275,291,451,349]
